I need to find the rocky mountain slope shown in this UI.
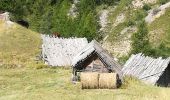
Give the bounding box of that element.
[100,0,170,59]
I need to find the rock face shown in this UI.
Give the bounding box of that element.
[103,40,132,57]
[0,12,14,28]
[102,27,137,57]
[68,0,79,18]
[0,12,10,21]
[145,2,170,23]
[99,10,109,32]
[98,7,116,33]
[132,0,157,8]
[113,13,125,27]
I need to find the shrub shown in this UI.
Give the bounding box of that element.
[126,19,135,26]
[134,10,147,21]
[131,22,170,57]
[143,4,151,11]
[131,21,150,54]
[155,42,170,58]
[118,55,129,65]
[159,0,169,5]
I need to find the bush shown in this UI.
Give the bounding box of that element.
[0,0,103,41]
[118,55,129,65]
[131,21,150,54]
[131,24,170,57]
[96,0,120,6]
[154,42,170,58]
[134,10,147,21]
[159,0,169,5]
[126,20,135,26]
[143,4,151,11]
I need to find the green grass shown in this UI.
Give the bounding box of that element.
[149,8,170,47]
[0,67,170,100]
[148,8,170,56]
[108,22,127,42]
[0,20,41,68]
[108,0,132,22]
[0,3,170,99]
[106,0,135,43]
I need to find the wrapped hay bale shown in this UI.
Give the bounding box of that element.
[99,73,117,89]
[80,72,99,89]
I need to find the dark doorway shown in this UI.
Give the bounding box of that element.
[156,63,170,87]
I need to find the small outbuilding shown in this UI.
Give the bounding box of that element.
[122,53,170,87]
[71,40,123,82]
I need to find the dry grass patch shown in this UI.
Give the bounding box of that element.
[0,68,170,100]
[0,20,41,68]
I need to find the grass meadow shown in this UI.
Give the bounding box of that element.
[0,16,170,100]
[0,67,170,100]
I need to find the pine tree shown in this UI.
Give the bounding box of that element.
[131,21,150,54]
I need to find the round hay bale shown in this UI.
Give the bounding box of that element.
[80,72,99,89]
[99,73,117,89]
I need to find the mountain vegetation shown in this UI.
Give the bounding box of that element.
[0,0,119,41]
[0,0,170,57]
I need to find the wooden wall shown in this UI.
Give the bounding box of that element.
[41,34,88,66]
[122,53,170,85]
[78,53,109,73]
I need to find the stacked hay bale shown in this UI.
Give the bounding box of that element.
[80,72,118,89]
[80,72,99,89]
[99,73,117,89]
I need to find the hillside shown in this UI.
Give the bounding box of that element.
[0,1,170,100]
[101,0,170,59]
[149,8,170,47]
[1,0,169,60]
[148,7,170,55]
[0,20,41,68]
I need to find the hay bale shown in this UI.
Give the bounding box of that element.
[80,72,99,89]
[99,73,117,89]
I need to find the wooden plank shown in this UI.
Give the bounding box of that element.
[123,53,170,85]
[41,34,88,66]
